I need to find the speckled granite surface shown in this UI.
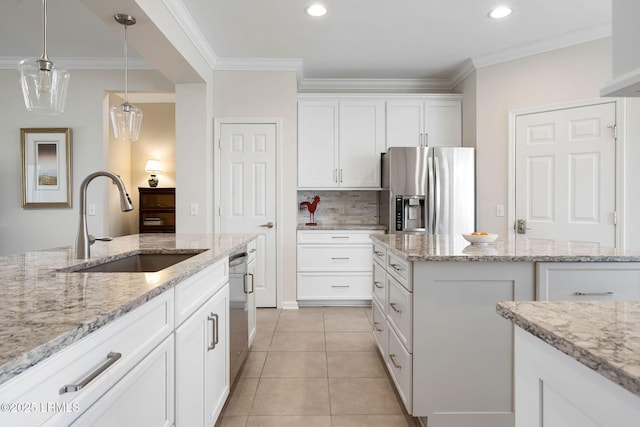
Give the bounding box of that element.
[497,301,640,398]
[0,233,255,386]
[371,234,640,262]
[297,223,387,231]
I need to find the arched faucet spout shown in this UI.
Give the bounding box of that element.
[75,171,133,259]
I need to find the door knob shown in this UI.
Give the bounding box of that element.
[516,219,530,234]
[260,222,274,229]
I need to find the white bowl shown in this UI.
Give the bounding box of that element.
[462,233,498,245]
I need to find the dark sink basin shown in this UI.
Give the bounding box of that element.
[70,252,204,273]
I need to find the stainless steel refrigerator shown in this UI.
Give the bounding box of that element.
[380,146,475,234]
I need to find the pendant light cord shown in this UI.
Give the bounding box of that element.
[124,22,129,104]
[41,0,49,61]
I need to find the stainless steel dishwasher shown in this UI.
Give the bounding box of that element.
[228,247,250,387]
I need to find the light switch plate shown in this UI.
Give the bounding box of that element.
[496,204,505,217]
[190,203,199,216]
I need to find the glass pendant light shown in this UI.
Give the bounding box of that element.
[110,14,143,142]
[18,0,70,114]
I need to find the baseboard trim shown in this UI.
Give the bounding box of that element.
[281,300,300,310]
[297,299,372,307]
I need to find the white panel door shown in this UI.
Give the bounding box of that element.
[220,123,277,307]
[515,102,616,246]
[339,100,385,187]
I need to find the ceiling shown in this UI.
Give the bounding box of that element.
[0,0,612,89]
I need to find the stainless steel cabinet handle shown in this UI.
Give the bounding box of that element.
[373,281,384,289]
[331,285,350,288]
[390,263,403,271]
[334,169,338,183]
[208,313,219,351]
[390,302,402,313]
[59,352,122,394]
[331,257,350,260]
[574,291,614,296]
[249,248,256,253]
[389,354,402,369]
[260,222,274,228]
[373,322,383,332]
[374,250,384,256]
[339,169,343,183]
[332,236,350,239]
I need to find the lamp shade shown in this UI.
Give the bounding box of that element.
[145,159,162,173]
[111,102,143,141]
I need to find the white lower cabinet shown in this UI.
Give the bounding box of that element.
[537,262,640,301]
[247,243,257,347]
[0,255,233,427]
[387,325,412,412]
[175,268,229,427]
[70,335,175,427]
[0,290,175,427]
[515,327,640,427]
[297,230,383,302]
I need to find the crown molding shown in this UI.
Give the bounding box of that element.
[162,0,218,69]
[110,92,176,103]
[0,57,153,70]
[472,23,611,69]
[214,57,303,73]
[297,77,454,92]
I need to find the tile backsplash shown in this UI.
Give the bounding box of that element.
[297,191,379,225]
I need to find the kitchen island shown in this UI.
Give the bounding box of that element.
[498,300,640,426]
[370,234,640,427]
[0,233,255,426]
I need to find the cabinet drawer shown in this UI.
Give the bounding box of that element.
[387,325,413,413]
[372,300,388,359]
[175,257,228,326]
[372,261,386,307]
[297,273,372,300]
[298,245,373,271]
[387,275,412,352]
[372,241,387,266]
[68,335,174,427]
[297,230,383,244]
[537,262,640,301]
[0,291,174,427]
[387,251,411,290]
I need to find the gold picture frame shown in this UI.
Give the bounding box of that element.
[20,128,72,208]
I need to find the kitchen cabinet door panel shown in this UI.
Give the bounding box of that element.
[424,99,462,147]
[298,101,339,188]
[339,100,385,188]
[386,100,424,147]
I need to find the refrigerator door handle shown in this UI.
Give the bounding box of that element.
[433,155,441,233]
[427,154,435,234]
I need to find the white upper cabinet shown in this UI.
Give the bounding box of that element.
[298,98,385,189]
[298,100,339,188]
[386,97,462,148]
[339,100,385,187]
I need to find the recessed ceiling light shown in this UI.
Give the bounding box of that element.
[305,4,328,17]
[488,6,512,19]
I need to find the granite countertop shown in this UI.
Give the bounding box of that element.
[297,223,387,231]
[0,233,255,386]
[497,300,640,398]
[371,234,640,262]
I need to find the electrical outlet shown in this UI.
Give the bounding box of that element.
[496,204,505,217]
[190,203,199,216]
[88,204,96,216]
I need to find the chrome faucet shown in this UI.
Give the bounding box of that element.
[75,171,134,259]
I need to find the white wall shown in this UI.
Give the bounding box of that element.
[470,38,614,238]
[212,70,298,308]
[0,69,173,256]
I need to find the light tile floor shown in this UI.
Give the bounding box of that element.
[216,306,418,427]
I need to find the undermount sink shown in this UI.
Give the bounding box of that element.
[68,251,205,273]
